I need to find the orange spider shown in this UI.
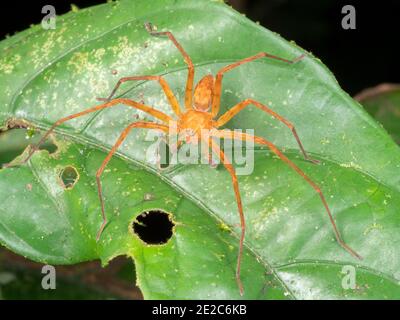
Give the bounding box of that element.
[19,22,361,295]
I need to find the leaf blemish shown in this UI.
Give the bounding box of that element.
[60,165,79,189]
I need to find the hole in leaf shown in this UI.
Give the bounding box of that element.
[132,210,175,245]
[0,127,57,167]
[60,166,79,189]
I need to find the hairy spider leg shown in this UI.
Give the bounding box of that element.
[98,75,182,117]
[216,98,319,164]
[204,135,246,296]
[145,22,195,110]
[16,98,172,166]
[211,52,305,117]
[213,129,363,261]
[96,121,168,240]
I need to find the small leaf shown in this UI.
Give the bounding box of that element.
[355,83,400,144]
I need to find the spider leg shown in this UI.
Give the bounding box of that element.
[95,121,168,240]
[145,22,194,110]
[98,75,182,117]
[211,52,304,117]
[11,98,173,167]
[212,129,362,260]
[216,98,319,164]
[203,135,246,296]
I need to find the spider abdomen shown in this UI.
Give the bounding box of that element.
[193,74,214,111]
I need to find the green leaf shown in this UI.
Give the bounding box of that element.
[1,0,400,299]
[356,84,400,145]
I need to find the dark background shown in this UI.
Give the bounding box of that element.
[0,0,398,95]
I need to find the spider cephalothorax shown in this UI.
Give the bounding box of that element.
[178,109,214,135]
[18,22,361,296]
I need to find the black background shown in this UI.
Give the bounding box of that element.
[0,0,398,95]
